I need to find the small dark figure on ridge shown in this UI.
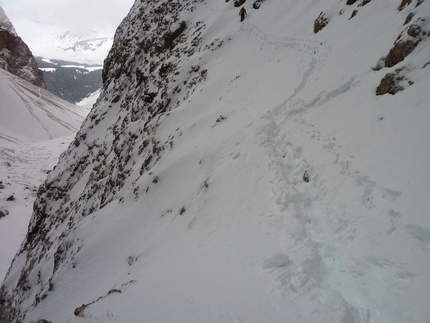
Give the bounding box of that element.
[239,7,247,22]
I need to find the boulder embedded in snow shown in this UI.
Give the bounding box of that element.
[314,12,329,33]
[376,68,413,95]
[253,0,266,9]
[0,207,9,218]
[234,0,246,7]
[384,17,429,67]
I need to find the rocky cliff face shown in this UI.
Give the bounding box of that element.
[0,7,46,89]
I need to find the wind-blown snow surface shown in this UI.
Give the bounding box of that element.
[2,0,430,322]
[0,68,88,282]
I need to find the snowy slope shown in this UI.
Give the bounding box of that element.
[0,69,87,142]
[76,89,101,110]
[1,0,430,322]
[0,68,89,284]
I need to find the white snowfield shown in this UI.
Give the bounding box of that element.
[0,68,89,282]
[76,89,101,110]
[0,69,88,142]
[2,0,430,322]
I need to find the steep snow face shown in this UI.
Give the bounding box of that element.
[0,68,89,301]
[1,0,430,322]
[0,7,46,88]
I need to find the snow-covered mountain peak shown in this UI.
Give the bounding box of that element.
[1,0,430,322]
[15,21,116,65]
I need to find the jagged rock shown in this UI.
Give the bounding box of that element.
[349,10,358,20]
[404,12,415,25]
[314,12,329,33]
[253,0,266,9]
[358,0,372,7]
[0,302,12,323]
[416,0,424,8]
[384,18,428,68]
[376,68,413,95]
[74,304,87,317]
[0,7,46,89]
[376,73,403,95]
[234,0,246,7]
[398,0,412,11]
[346,0,358,5]
[385,39,418,68]
[0,207,9,218]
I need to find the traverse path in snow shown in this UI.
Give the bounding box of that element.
[240,13,429,322]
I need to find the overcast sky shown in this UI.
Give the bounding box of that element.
[0,0,135,63]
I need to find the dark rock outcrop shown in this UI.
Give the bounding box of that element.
[376,67,413,95]
[253,0,266,9]
[398,0,412,11]
[234,0,246,7]
[314,12,329,33]
[384,17,428,68]
[0,7,46,89]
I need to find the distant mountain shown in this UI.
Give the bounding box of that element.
[0,7,46,89]
[20,23,114,65]
[59,30,112,53]
[35,57,102,103]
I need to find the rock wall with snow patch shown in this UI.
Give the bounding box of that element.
[0,7,46,89]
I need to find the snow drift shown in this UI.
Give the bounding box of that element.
[1,0,430,322]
